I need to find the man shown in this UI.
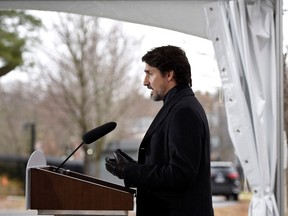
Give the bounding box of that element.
[106,45,214,216]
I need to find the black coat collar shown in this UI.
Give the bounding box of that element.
[140,85,194,148]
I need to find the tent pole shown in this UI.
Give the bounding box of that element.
[275,0,284,215]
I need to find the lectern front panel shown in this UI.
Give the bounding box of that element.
[28,167,134,211]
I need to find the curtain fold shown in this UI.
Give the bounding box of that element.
[204,1,279,215]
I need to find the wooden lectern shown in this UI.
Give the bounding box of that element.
[26,151,135,216]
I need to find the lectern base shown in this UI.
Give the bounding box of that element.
[38,210,129,216]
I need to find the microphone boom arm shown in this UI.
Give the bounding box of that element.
[55,141,84,172]
[53,121,117,173]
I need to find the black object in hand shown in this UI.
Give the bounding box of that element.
[113,149,137,163]
[105,149,136,179]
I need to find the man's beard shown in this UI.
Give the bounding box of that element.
[150,90,164,101]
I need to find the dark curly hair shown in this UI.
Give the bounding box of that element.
[141,45,192,87]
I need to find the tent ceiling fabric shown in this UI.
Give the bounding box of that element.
[0,0,215,39]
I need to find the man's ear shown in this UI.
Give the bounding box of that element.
[167,70,174,82]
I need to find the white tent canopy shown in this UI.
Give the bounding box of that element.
[0,1,213,39]
[0,1,284,215]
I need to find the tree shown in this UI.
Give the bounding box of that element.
[38,13,141,175]
[0,10,42,77]
[196,91,235,161]
[0,80,39,155]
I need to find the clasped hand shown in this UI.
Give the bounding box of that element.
[105,149,136,179]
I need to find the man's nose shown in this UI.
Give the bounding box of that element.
[143,75,149,86]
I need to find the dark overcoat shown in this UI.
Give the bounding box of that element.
[124,84,214,216]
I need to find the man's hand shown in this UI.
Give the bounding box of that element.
[105,149,136,179]
[105,157,126,179]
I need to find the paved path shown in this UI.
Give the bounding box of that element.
[0,196,238,216]
[0,210,38,216]
[212,196,239,208]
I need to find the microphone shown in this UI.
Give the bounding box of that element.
[54,122,117,172]
[82,122,117,144]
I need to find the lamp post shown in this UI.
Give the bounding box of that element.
[24,122,36,154]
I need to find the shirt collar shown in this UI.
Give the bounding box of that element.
[163,83,189,104]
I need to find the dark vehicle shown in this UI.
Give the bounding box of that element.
[211,161,241,200]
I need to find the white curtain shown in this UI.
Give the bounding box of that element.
[204,0,279,215]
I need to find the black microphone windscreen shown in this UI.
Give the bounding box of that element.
[82,122,117,144]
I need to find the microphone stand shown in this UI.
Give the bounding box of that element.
[54,141,84,172]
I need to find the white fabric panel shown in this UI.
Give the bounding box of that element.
[0,0,213,39]
[204,1,279,215]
